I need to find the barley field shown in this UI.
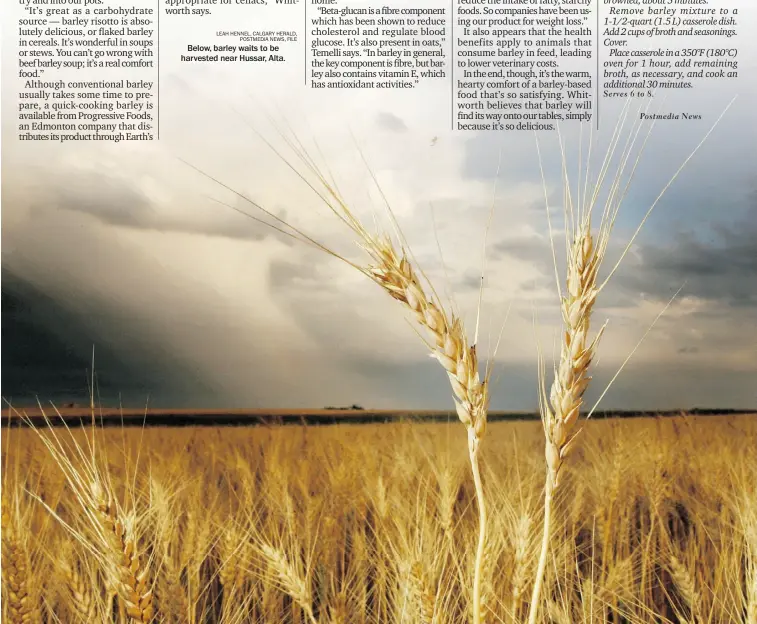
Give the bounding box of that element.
[2,107,750,623]
[2,414,756,623]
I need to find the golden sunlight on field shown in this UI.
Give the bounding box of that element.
[2,415,756,624]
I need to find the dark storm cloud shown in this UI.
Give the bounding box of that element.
[616,201,757,308]
[48,171,291,243]
[1,268,217,407]
[375,112,408,133]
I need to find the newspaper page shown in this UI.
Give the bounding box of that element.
[1,0,755,622]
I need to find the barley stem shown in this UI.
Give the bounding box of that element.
[528,476,553,624]
[469,430,486,624]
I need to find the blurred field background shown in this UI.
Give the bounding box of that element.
[2,413,756,623]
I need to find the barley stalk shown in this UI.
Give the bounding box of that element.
[478,536,495,624]
[59,556,98,622]
[188,129,495,623]
[530,217,606,624]
[527,106,637,621]
[328,589,349,624]
[546,600,571,624]
[219,525,249,620]
[529,219,607,624]
[362,236,490,624]
[527,98,732,623]
[13,405,162,622]
[436,466,459,545]
[510,511,532,618]
[409,561,437,624]
[1,500,41,624]
[669,556,701,624]
[259,542,318,624]
[157,571,188,623]
[150,479,189,623]
[91,481,155,623]
[739,487,757,624]
[748,563,757,624]
[219,526,247,592]
[747,525,757,624]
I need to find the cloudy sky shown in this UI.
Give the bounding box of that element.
[2,1,756,410]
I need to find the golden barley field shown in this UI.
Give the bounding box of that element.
[2,414,756,624]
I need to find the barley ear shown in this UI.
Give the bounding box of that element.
[91,482,155,623]
[669,556,701,624]
[59,552,98,623]
[2,500,42,624]
[259,542,317,624]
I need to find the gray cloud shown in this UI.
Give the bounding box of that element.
[376,112,408,133]
[678,346,700,355]
[45,171,293,243]
[455,269,483,293]
[485,187,757,311]
[616,198,757,308]
[492,234,550,268]
[268,257,340,293]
